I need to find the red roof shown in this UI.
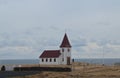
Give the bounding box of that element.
[39,50,61,58]
[60,33,72,48]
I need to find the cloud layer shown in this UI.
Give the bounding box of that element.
[0,0,120,59]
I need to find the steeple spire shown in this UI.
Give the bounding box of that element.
[60,33,72,48]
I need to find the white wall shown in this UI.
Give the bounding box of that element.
[39,47,72,65]
[39,58,60,65]
[60,48,72,65]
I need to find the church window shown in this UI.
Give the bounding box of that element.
[62,49,64,52]
[46,58,48,62]
[42,59,44,62]
[54,58,56,62]
[62,58,64,61]
[50,58,52,62]
[68,48,70,52]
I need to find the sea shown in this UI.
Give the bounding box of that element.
[0,58,120,65]
[0,58,120,71]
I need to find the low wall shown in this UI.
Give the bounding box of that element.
[14,67,71,72]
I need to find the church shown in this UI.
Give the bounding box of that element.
[39,33,72,65]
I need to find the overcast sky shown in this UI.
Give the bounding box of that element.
[0,0,120,59]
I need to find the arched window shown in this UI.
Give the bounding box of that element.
[54,58,56,62]
[62,48,64,52]
[62,58,64,61]
[46,58,48,62]
[68,48,70,52]
[50,58,52,62]
[42,59,44,62]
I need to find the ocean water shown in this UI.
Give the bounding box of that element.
[0,58,120,65]
[0,59,39,65]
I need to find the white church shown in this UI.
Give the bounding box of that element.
[39,33,72,65]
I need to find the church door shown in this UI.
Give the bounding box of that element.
[67,57,70,65]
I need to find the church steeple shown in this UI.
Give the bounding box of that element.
[60,33,72,48]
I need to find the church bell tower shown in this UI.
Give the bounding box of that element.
[60,33,72,65]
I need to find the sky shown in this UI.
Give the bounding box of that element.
[0,0,120,59]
